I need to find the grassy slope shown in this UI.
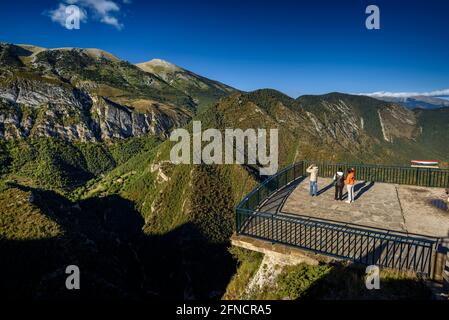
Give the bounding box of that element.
[0,185,62,240]
[415,108,449,160]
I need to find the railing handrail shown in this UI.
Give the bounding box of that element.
[254,208,439,241]
[302,160,449,186]
[237,208,438,275]
[302,160,449,171]
[237,208,439,246]
[236,163,297,209]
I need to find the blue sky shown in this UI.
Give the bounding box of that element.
[0,0,448,97]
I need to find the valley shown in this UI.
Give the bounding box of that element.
[0,42,448,300]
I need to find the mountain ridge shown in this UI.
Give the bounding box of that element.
[136,58,237,112]
[0,42,237,142]
[363,94,449,110]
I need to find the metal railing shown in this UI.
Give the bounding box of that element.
[301,160,449,188]
[236,209,438,275]
[235,160,447,277]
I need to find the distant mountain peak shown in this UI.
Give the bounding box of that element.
[136,58,182,74]
[365,94,449,110]
[135,58,237,111]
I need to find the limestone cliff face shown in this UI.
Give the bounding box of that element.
[0,78,190,141]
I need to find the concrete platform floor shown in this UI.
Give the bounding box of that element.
[265,177,449,238]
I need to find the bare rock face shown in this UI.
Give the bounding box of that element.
[0,78,85,108]
[377,105,418,142]
[0,90,189,142]
[0,78,190,142]
[92,97,189,140]
[303,99,364,146]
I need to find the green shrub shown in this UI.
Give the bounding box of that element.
[277,264,332,299]
[77,143,115,176]
[109,137,159,165]
[223,247,263,300]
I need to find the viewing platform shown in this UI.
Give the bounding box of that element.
[235,161,449,282]
[271,177,449,237]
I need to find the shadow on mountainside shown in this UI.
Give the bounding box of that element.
[0,183,236,300]
[296,240,434,300]
[297,262,433,300]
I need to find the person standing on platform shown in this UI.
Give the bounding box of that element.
[333,168,345,201]
[306,164,319,197]
[345,168,355,203]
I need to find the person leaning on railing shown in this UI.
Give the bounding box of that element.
[306,164,319,197]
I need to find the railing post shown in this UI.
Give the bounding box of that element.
[441,239,449,292]
[235,208,240,234]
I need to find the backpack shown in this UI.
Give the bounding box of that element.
[335,173,345,186]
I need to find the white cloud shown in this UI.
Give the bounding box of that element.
[359,89,449,98]
[100,15,123,29]
[47,0,128,30]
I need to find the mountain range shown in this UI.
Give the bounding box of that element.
[367,94,449,110]
[0,43,236,141]
[0,43,448,300]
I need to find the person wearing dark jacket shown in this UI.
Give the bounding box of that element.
[333,168,345,201]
